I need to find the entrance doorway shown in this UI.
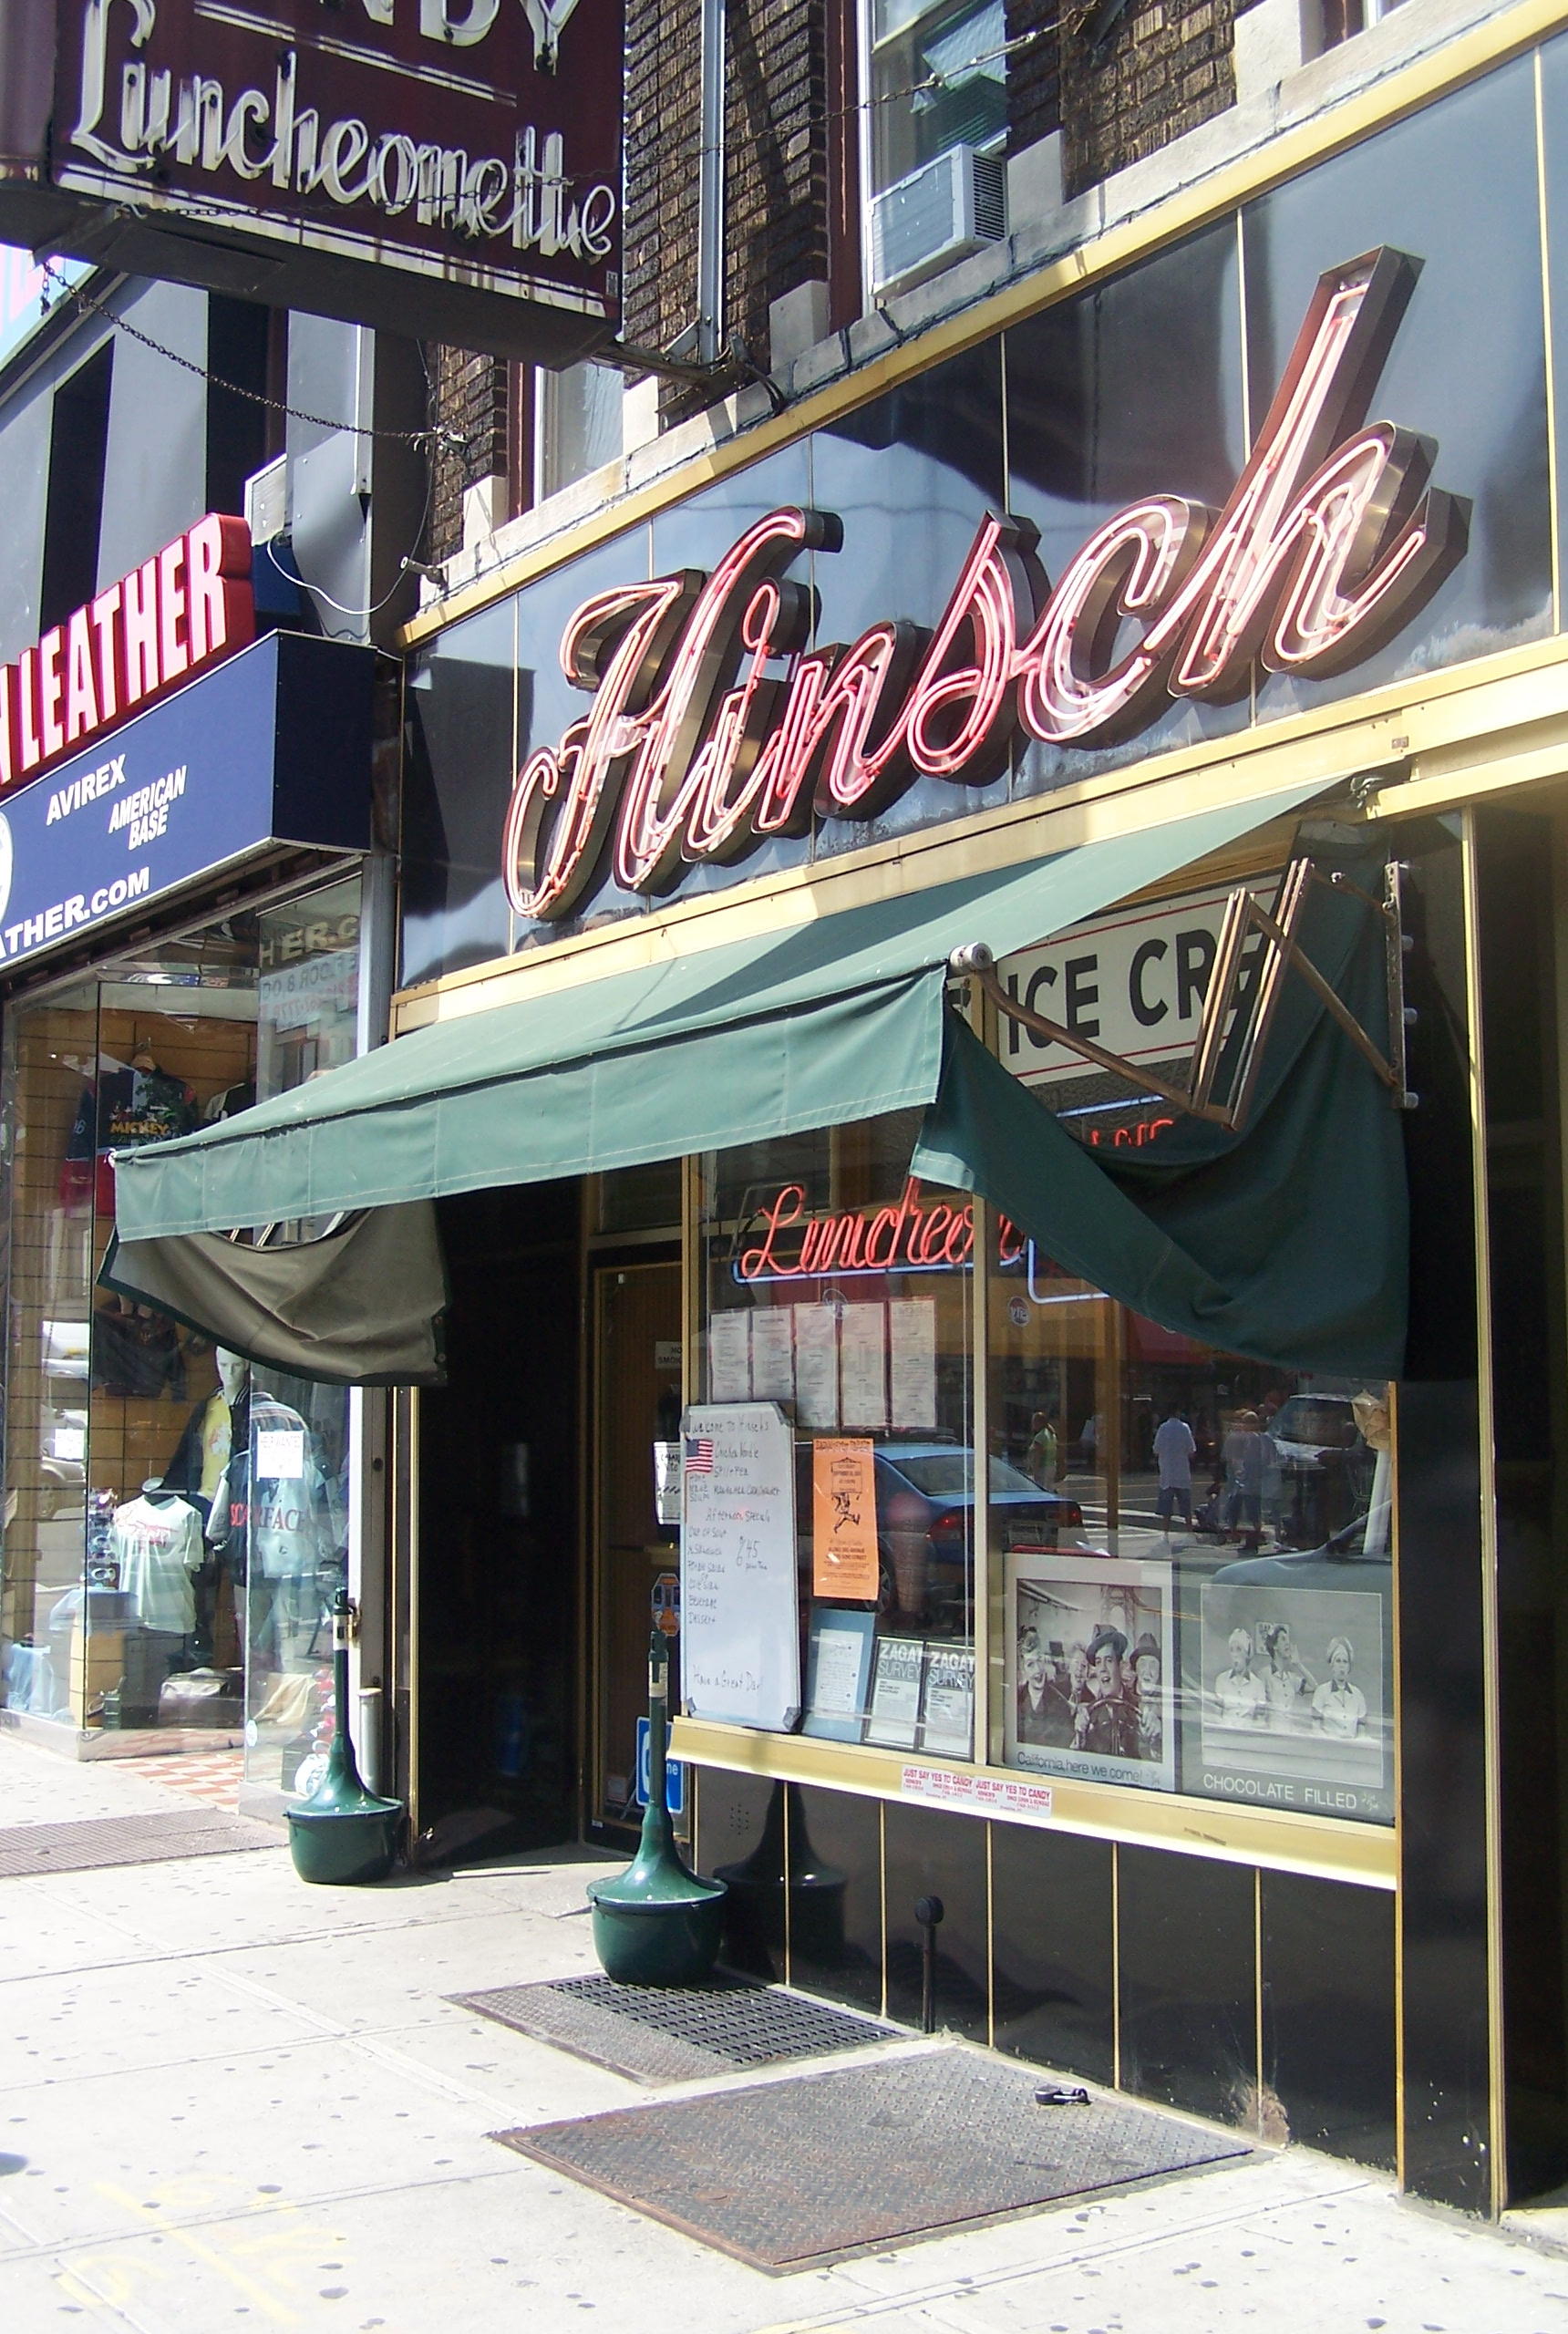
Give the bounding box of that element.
[590,1258,683,1836]
[412,1183,581,1863]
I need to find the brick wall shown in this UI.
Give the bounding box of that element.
[427,344,510,566]
[624,0,830,417]
[423,0,1243,553]
[1060,0,1239,200]
[1008,0,1063,155]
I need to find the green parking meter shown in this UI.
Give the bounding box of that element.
[588,1629,727,1984]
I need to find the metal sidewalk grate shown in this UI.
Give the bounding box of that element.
[0,1810,282,1879]
[453,1973,898,2085]
[493,2045,1252,2270]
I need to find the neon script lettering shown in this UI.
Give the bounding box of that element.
[736,1180,1027,1282]
[503,249,1465,921]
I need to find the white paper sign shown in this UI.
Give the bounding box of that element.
[750,1307,795,1405]
[707,1310,752,1401]
[680,1402,801,1732]
[840,1303,888,1430]
[889,1299,938,1430]
[254,1428,305,1481]
[792,1303,839,1432]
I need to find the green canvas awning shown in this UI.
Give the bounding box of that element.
[111,785,1331,1244]
[911,846,1408,1379]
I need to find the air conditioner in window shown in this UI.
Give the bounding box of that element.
[869,144,1008,298]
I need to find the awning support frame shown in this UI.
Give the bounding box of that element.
[951,855,1418,1134]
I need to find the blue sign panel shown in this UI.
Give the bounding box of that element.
[0,632,374,975]
[634,1717,686,1816]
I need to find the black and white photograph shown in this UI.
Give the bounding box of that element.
[1196,1582,1390,1822]
[1006,1555,1175,1791]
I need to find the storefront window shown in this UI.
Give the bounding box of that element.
[696,1114,999,1759]
[989,1232,1394,1827]
[0,877,362,1799]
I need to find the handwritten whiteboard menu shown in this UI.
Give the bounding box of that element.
[681,1403,801,1732]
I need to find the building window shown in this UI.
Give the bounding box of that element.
[867,0,1007,198]
[862,0,1009,296]
[0,878,363,1809]
[535,361,623,503]
[690,1102,1394,1831]
[1321,0,1404,48]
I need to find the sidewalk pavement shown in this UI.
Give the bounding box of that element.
[1,1733,1565,2334]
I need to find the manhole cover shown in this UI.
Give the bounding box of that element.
[454,1973,897,2084]
[0,1811,281,1879]
[493,2046,1251,2269]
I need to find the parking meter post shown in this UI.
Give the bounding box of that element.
[647,1627,669,1830]
[586,1627,727,1983]
[285,1591,404,1885]
[916,1895,944,2034]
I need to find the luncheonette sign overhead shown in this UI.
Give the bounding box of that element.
[0,1,623,364]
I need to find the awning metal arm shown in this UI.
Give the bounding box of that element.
[951,854,1417,1136]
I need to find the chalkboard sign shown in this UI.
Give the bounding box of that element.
[680,1402,801,1732]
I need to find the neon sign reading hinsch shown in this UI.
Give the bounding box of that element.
[503,247,1466,922]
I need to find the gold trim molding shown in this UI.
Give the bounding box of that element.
[671,1717,1398,1890]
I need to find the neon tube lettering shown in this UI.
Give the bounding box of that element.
[502,249,1465,918]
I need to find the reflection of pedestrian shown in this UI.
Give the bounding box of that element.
[1259,1620,1316,1732]
[1222,1410,1269,1549]
[1130,1631,1163,1761]
[1151,1406,1195,1529]
[1212,1627,1266,1727]
[1025,1412,1060,1488]
[1016,1624,1074,1747]
[1080,1414,1103,1469]
[1077,1626,1140,1758]
[1311,1637,1367,1738]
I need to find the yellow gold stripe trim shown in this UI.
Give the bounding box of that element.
[669,1717,1398,1889]
[400,0,1568,652]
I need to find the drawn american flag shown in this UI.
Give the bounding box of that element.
[685,1435,715,1474]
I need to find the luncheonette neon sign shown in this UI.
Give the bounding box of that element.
[503,247,1464,921]
[736,1179,1027,1281]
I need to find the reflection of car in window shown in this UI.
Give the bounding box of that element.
[1212,1512,1388,1591]
[1267,1394,1374,1549]
[797,1441,1083,1633]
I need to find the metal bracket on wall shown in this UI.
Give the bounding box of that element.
[951,855,1418,1136]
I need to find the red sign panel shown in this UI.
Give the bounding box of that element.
[1,1,622,362]
[501,248,1465,918]
[0,515,254,792]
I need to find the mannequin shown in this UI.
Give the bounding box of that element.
[164,1348,249,1527]
[164,1351,251,1663]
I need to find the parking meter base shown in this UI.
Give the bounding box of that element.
[588,1800,727,1985]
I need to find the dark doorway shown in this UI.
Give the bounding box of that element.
[414,1181,581,1864]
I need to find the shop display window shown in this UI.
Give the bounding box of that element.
[696,1114,997,1760]
[988,1242,1394,1827]
[0,877,362,1802]
[689,1100,1393,1833]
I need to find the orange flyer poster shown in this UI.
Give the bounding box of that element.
[812,1438,880,1601]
